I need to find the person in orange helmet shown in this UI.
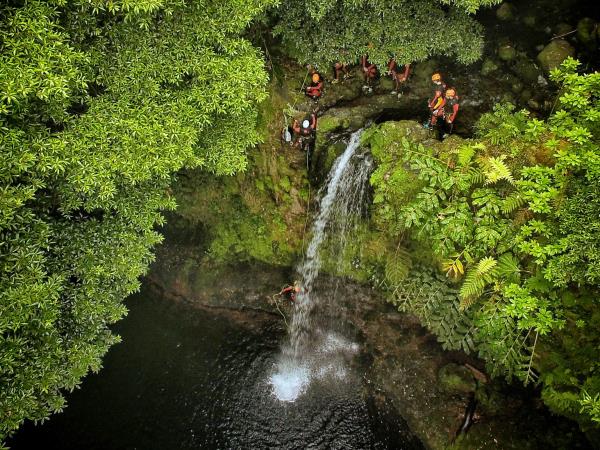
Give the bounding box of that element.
[428,73,447,109]
[424,72,447,130]
[387,58,411,97]
[305,72,324,100]
[443,88,460,138]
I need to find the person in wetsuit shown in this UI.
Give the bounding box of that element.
[306,72,324,100]
[424,72,447,130]
[387,58,411,97]
[361,55,377,93]
[292,113,317,150]
[443,88,460,138]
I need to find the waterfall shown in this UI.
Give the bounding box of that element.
[270,129,374,402]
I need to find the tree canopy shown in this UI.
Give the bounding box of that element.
[272,0,501,68]
[0,0,273,440]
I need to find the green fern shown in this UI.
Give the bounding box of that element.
[457,145,476,167]
[459,257,498,307]
[481,155,514,185]
[384,248,412,285]
[501,191,525,214]
[476,256,498,275]
[467,167,485,185]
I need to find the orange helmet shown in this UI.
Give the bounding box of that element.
[431,73,442,82]
[445,88,456,98]
[312,73,320,83]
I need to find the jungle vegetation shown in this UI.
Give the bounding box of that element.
[365,58,600,432]
[1,0,599,443]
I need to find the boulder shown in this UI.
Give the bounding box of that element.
[520,89,532,103]
[438,363,476,394]
[522,15,536,27]
[512,57,542,84]
[537,39,575,72]
[554,22,573,37]
[498,43,517,62]
[577,18,597,48]
[511,80,524,94]
[496,2,515,21]
[481,58,500,76]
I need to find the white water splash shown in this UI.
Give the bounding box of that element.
[269,363,310,402]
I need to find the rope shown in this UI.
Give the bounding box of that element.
[270,292,290,331]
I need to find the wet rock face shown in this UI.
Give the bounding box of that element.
[438,363,477,394]
[537,39,576,72]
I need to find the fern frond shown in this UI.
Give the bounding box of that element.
[467,167,485,185]
[501,191,525,214]
[476,256,497,275]
[385,249,412,285]
[481,156,514,185]
[459,294,478,310]
[457,145,476,166]
[459,257,498,308]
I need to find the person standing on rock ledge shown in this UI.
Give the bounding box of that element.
[424,72,447,130]
[332,62,349,83]
[443,88,460,138]
[360,54,377,94]
[387,58,411,98]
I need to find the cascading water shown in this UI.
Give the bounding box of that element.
[270,129,374,401]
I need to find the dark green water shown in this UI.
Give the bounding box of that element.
[9,287,423,449]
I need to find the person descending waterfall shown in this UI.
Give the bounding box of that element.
[292,113,317,150]
[306,72,323,100]
[442,88,460,138]
[387,58,411,98]
[360,55,377,94]
[279,281,303,302]
[424,72,447,130]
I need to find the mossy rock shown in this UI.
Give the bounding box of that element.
[554,23,573,37]
[577,18,598,48]
[537,39,575,73]
[512,57,542,84]
[520,89,532,103]
[438,363,476,394]
[522,15,536,27]
[481,58,500,76]
[318,115,347,134]
[498,43,517,62]
[378,76,395,91]
[496,2,515,21]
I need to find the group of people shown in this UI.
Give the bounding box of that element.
[424,72,460,137]
[304,55,412,99]
[287,57,461,148]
